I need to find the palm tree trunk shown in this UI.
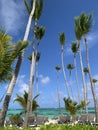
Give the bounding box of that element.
[61,46,70,97]
[36,61,39,96]
[84,35,98,122]
[69,70,74,100]
[0,0,36,127]
[74,54,81,103]
[24,50,35,127]
[56,71,61,115]
[24,17,38,127]
[78,40,87,113]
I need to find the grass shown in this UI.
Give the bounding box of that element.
[0,124,98,130]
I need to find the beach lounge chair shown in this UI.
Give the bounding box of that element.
[71,115,79,124]
[58,115,71,124]
[87,114,95,125]
[35,116,45,126]
[78,114,88,125]
[27,115,36,127]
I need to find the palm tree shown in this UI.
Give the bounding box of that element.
[74,16,87,112]
[79,12,98,122]
[83,67,89,113]
[55,66,61,115]
[71,41,80,103]
[24,25,45,126]
[14,91,39,114]
[67,64,75,100]
[24,1,44,126]
[63,97,87,116]
[0,0,36,127]
[59,32,70,97]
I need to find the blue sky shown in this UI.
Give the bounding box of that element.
[0,0,98,109]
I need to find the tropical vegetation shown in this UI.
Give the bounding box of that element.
[0,0,98,128]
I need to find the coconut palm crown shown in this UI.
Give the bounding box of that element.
[59,32,66,46]
[79,12,93,35]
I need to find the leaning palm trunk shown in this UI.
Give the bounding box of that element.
[78,40,87,113]
[61,46,70,97]
[0,0,36,127]
[84,35,98,122]
[74,54,81,103]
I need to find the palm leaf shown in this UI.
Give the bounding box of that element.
[24,0,31,14]
[33,0,43,20]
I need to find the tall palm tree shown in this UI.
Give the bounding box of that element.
[63,97,87,116]
[83,67,89,113]
[24,26,45,127]
[0,0,36,127]
[74,16,87,112]
[59,32,70,97]
[14,91,39,114]
[55,66,61,115]
[71,41,80,103]
[79,12,98,122]
[67,64,75,100]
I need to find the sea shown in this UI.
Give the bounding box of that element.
[6,108,95,119]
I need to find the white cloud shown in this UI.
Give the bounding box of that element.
[0,0,26,34]
[39,74,50,85]
[16,75,28,94]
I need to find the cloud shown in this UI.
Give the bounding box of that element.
[39,75,50,85]
[0,0,26,34]
[16,75,28,94]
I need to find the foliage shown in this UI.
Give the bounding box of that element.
[71,41,79,54]
[14,91,39,114]
[92,78,98,83]
[79,12,93,35]
[63,97,87,115]
[9,114,23,126]
[35,26,46,41]
[24,0,44,20]
[67,64,75,70]
[0,31,29,83]
[12,41,29,58]
[33,0,43,20]
[40,124,98,130]
[55,66,61,71]
[59,32,66,46]
[83,67,89,73]
[74,17,82,41]
[74,12,93,40]
[0,32,13,82]
[0,125,98,130]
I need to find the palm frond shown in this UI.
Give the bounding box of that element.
[24,0,31,14]
[33,0,43,20]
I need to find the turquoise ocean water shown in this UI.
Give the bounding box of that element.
[6,108,95,119]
